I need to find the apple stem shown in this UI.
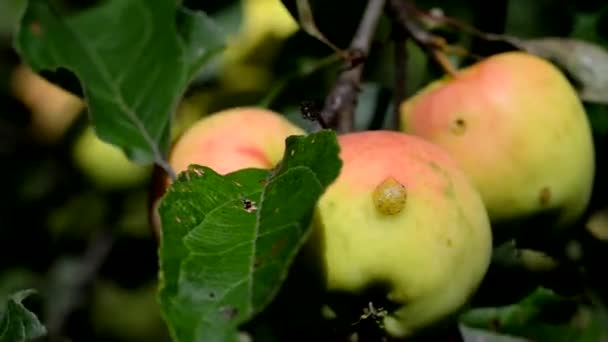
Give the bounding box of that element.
[319,0,386,133]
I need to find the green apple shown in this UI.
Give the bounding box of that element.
[73,126,151,190]
[306,130,493,338]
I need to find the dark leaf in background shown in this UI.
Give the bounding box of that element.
[0,289,47,342]
[460,287,608,342]
[14,0,226,168]
[157,130,342,342]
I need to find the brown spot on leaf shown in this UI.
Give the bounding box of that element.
[271,238,288,257]
[539,187,551,206]
[242,199,257,213]
[30,22,42,36]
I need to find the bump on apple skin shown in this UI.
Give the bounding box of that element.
[305,130,493,338]
[148,107,305,240]
[399,51,595,242]
[373,177,407,216]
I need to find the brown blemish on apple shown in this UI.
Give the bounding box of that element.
[450,117,467,135]
[539,187,551,206]
[373,177,407,216]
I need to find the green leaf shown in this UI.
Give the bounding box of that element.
[157,130,342,342]
[0,289,47,342]
[14,0,226,168]
[460,287,606,341]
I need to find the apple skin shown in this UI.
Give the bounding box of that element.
[306,130,493,338]
[73,125,151,190]
[167,107,305,177]
[399,51,595,240]
[150,107,305,238]
[11,64,84,143]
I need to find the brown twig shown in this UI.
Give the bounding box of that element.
[392,23,408,130]
[386,0,459,76]
[320,0,386,133]
[409,3,517,52]
[46,231,114,341]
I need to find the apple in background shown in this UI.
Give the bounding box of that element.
[149,107,306,238]
[304,130,493,338]
[73,125,152,191]
[10,64,85,143]
[399,51,595,242]
[220,0,299,93]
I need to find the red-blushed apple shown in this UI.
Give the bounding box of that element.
[149,107,305,238]
[399,51,595,239]
[304,130,493,338]
[168,107,305,178]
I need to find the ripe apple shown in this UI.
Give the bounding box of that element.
[166,107,305,177]
[305,130,493,338]
[399,51,595,241]
[149,107,305,238]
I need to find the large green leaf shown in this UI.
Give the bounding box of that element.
[14,0,226,169]
[0,289,47,342]
[157,130,342,342]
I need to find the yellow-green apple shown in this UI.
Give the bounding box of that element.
[73,125,152,190]
[305,130,493,338]
[220,0,299,92]
[149,107,305,238]
[399,51,595,241]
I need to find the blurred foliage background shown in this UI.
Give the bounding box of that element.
[1,0,608,341]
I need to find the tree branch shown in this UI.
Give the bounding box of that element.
[386,0,458,76]
[320,0,386,133]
